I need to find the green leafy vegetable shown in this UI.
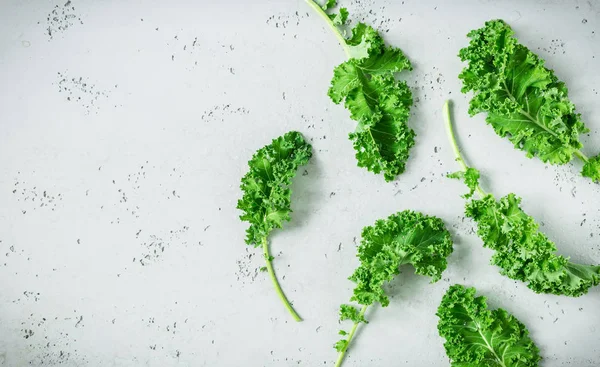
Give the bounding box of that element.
[321,0,348,25]
[334,210,453,367]
[444,100,600,297]
[582,155,600,182]
[437,284,541,366]
[459,19,600,182]
[237,131,312,321]
[467,193,600,296]
[447,167,480,199]
[305,0,415,182]
[322,0,336,10]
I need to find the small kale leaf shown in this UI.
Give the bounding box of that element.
[448,167,480,199]
[237,131,312,321]
[582,154,600,182]
[437,284,541,367]
[339,304,367,323]
[237,131,312,246]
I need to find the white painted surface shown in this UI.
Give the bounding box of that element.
[0,0,599,365]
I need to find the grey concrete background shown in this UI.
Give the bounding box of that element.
[0,0,599,366]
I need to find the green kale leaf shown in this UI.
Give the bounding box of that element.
[466,194,600,297]
[333,210,454,365]
[437,284,541,367]
[459,19,599,181]
[237,131,312,246]
[237,131,312,321]
[448,167,480,199]
[307,0,415,182]
[444,98,600,298]
[329,25,414,182]
[349,210,454,306]
[582,154,600,182]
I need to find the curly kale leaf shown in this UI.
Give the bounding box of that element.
[328,23,414,182]
[466,193,600,297]
[444,98,600,297]
[448,167,480,199]
[307,1,415,182]
[321,0,336,10]
[237,131,311,321]
[333,211,453,363]
[320,0,348,25]
[349,210,453,306]
[237,131,312,246]
[582,154,600,182]
[339,304,366,323]
[437,285,541,367]
[459,19,598,179]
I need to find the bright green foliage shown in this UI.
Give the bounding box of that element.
[333,211,453,362]
[312,2,415,182]
[334,338,349,353]
[582,154,600,182]
[437,285,541,367]
[322,0,336,10]
[237,131,312,321]
[349,211,454,306]
[321,0,348,25]
[339,304,366,323]
[237,131,312,246]
[444,100,600,298]
[448,167,480,198]
[335,304,366,353]
[329,9,348,26]
[465,193,600,297]
[329,26,414,182]
[459,20,599,179]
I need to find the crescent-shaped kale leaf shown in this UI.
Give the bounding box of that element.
[466,193,600,297]
[333,210,454,367]
[237,131,312,321]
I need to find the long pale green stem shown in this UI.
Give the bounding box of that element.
[574,150,589,162]
[443,100,486,197]
[304,0,350,57]
[334,305,368,367]
[262,237,302,322]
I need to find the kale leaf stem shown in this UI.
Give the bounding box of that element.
[334,305,368,367]
[305,0,351,57]
[443,100,486,197]
[262,237,302,321]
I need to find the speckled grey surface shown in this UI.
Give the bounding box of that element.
[0,0,599,366]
